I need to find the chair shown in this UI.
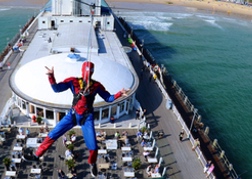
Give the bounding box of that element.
[111,162,117,170]
[29,173,35,178]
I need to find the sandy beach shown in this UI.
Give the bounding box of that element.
[0,0,251,19]
[106,0,252,20]
[0,0,48,8]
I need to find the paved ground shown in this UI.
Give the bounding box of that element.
[0,14,210,179]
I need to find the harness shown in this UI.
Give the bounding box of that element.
[71,78,93,126]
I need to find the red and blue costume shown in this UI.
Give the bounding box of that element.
[35,61,123,165]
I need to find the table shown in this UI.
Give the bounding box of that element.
[66,141,72,145]
[98,149,107,154]
[151,173,161,178]
[105,140,117,150]
[16,135,26,139]
[38,133,48,138]
[124,172,135,177]
[67,173,74,178]
[143,147,153,151]
[121,146,131,151]
[31,168,41,174]
[123,168,135,177]
[26,138,38,148]
[11,158,22,163]
[98,163,110,169]
[147,157,158,163]
[143,135,151,140]
[13,146,23,151]
[5,171,16,176]
[122,156,132,162]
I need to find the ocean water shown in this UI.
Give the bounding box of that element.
[0,7,44,52]
[116,7,252,178]
[0,8,39,51]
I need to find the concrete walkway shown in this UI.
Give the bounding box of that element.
[112,13,208,179]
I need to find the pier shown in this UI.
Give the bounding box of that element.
[0,4,237,179]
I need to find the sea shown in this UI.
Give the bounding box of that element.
[1,1,252,178]
[110,2,252,178]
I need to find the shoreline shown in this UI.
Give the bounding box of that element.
[106,0,252,20]
[1,0,251,20]
[0,0,47,8]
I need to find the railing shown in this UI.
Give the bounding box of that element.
[171,79,238,178]
[115,17,239,179]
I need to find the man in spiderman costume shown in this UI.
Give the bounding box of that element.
[23,61,129,177]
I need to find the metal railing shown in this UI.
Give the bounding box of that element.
[170,78,238,179]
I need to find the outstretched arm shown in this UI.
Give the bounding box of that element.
[97,82,130,102]
[114,88,130,99]
[45,66,72,93]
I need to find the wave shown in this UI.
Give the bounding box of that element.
[128,20,173,31]
[0,8,11,11]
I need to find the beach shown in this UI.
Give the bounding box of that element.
[0,0,48,8]
[106,0,252,20]
[1,0,251,20]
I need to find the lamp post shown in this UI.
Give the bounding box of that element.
[141,39,144,54]
[19,25,22,38]
[188,108,198,138]
[6,37,9,45]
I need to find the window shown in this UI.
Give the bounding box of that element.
[36,107,44,117]
[107,22,110,25]
[57,112,65,121]
[42,21,45,24]
[102,108,109,119]
[70,20,73,23]
[79,20,82,23]
[60,20,64,23]
[21,100,26,110]
[46,110,54,120]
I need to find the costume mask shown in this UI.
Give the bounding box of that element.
[81,61,94,83]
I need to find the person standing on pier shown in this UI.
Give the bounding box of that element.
[22,61,129,177]
[0,61,3,70]
[179,130,184,141]
[192,138,200,150]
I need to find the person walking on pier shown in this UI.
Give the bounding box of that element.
[179,130,184,141]
[206,163,215,178]
[22,61,129,177]
[0,61,3,70]
[203,160,212,173]
[192,138,200,150]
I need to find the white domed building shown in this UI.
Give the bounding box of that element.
[9,0,139,126]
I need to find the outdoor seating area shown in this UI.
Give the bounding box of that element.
[1,127,49,179]
[1,126,168,179]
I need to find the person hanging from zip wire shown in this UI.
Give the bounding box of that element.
[22,61,130,177]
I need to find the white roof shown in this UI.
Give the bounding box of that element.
[12,53,134,108]
[52,23,98,53]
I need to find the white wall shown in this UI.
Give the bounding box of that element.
[52,0,73,15]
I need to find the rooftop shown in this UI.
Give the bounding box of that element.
[9,19,138,109]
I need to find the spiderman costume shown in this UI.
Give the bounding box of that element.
[23,61,126,177]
